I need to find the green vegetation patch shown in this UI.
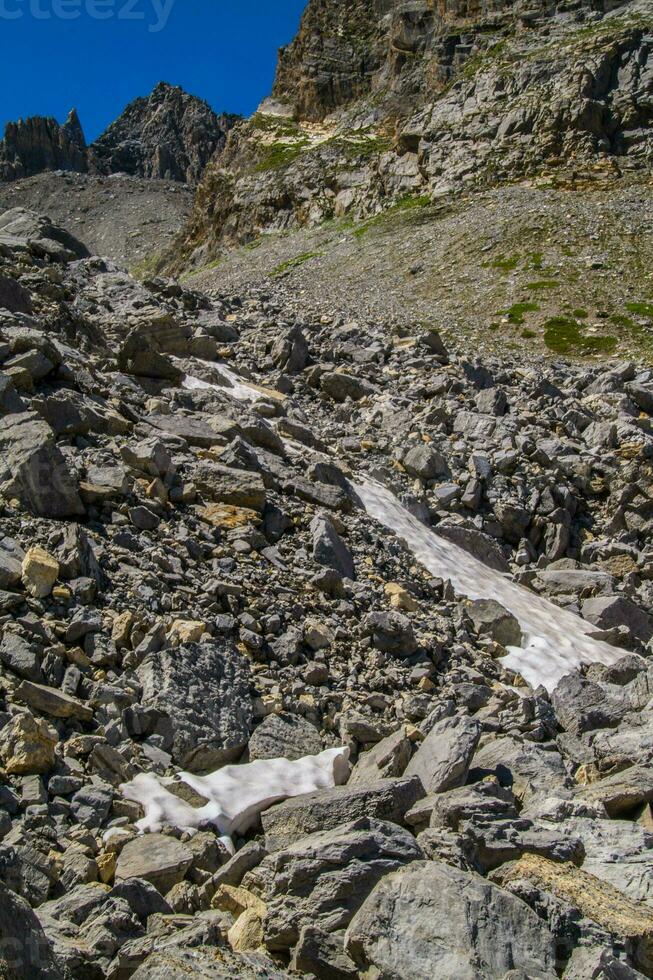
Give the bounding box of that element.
[253,139,309,173]
[544,317,617,355]
[353,193,432,238]
[271,251,322,277]
[527,280,559,290]
[491,254,520,273]
[500,301,539,325]
[626,302,653,320]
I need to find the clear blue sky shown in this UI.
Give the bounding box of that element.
[0,0,307,141]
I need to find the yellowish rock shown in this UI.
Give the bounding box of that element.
[111,611,134,648]
[1,713,58,774]
[493,854,653,970]
[21,546,59,598]
[200,503,261,530]
[228,908,264,952]
[96,852,117,884]
[212,884,267,918]
[385,582,418,612]
[168,620,207,645]
[52,585,72,602]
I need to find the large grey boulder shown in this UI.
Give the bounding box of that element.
[470,735,572,805]
[551,672,629,736]
[402,444,447,481]
[348,729,412,786]
[344,861,557,979]
[130,948,287,979]
[248,713,322,762]
[261,776,424,851]
[311,513,355,579]
[406,715,481,794]
[246,817,422,951]
[134,641,252,771]
[583,596,653,645]
[115,834,193,894]
[192,461,266,511]
[465,598,522,648]
[366,611,417,657]
[0,880,63,979]
[0,207,89,261]
[0,412,85,518]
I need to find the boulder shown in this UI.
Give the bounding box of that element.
[470,735,572,805]
[583,596,653,645]
[311,513,354,579]
[0,881,63,979]
[193,461,266,511]
[134,641,252,771]
[366,611,417,657]
[348,729,412,786]
[405,715,481,794]
[465,598,522,647]
[261,776,424,851]
[248,713,322,762]
[246,818,422,951]
[551,672,629,736]
[115,834,193,895]
[402,444,447,481]
[0,712,58,774]
[345,860,557,979]
[21,546,59,598]
[321,372,371,403]
[0,633,42,682]
[492,854,653,976]
[0,413,84,518]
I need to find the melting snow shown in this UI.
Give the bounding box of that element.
[355,478,624,692]
[120,747,350,850]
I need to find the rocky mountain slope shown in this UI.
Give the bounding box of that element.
[2,206,653,978]
[172,0,652,271]
[0,172,194,271]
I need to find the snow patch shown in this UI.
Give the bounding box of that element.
[119,746,350,849]
[355,478,623,692]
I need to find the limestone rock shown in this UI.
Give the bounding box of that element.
[0,713,58,774]
[21,546,59,598]
[115,834,193,894]
[345,860,557,979]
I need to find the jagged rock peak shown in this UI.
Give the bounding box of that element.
[0,113,88,181]
[89,81,241,185]
[62,108,86,150]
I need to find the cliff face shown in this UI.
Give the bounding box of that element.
[173,0,652,269]
[0,84,238,187]
[0,110,88,181]
[90,82,239,184]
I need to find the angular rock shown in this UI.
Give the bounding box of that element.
[405,715,481,794]
[311,514,354,579]
[261,776,424,851]
[0,413,84,518]
[465,598,522,648]
[248,713,322,762]
[345,860,556,979]
[247,818,422,951]
[115,834,193,894]
[134,641,252,771]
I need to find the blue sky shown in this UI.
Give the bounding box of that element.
[0,0,307,141]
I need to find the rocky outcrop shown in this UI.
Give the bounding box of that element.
[90,82,239,184]
[174,0,652,268]
[0,110,87,182]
